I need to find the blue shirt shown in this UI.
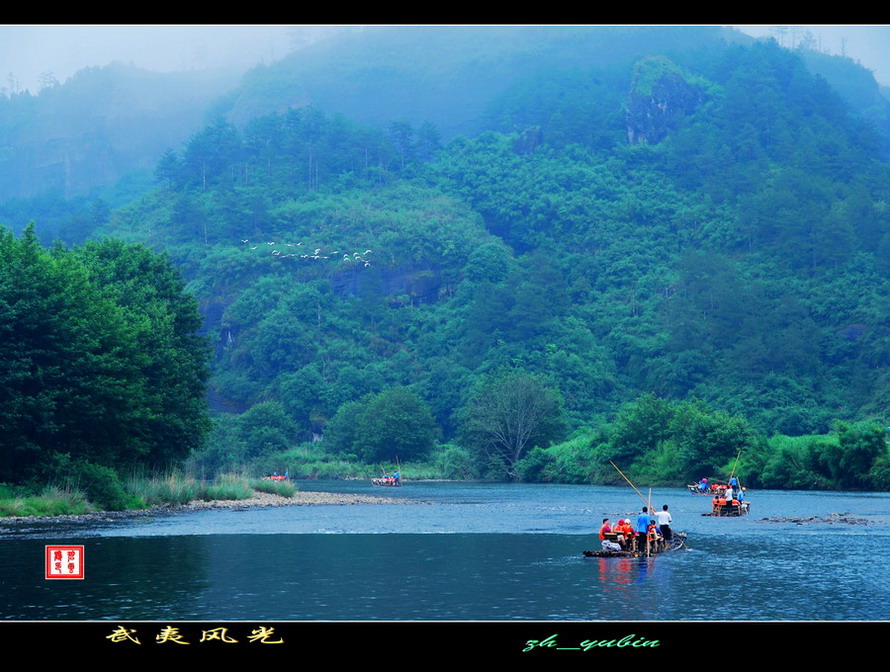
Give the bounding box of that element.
[636,512,651,534]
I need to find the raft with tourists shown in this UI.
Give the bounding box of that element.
[702,490,750,516]
[584,531,687,558]
[584,461,688,559]
[371,469,402,487]
[700,453,750,516]
[370,476,401,487]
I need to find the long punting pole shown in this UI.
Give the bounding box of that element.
[610,461,651,555]
[647,487,653,557]
[729,450,742,485]
[609,461,649,507]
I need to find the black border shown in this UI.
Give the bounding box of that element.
[0,620,880,660]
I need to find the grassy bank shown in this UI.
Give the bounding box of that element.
[0,472,298,518]
[0,484,96,517]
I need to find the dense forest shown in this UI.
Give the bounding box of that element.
[2,27,889,496]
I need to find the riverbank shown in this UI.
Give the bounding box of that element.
[0,488,411,523]
[183,489,406,509]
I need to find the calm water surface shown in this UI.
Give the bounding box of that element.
[2,482,888,620]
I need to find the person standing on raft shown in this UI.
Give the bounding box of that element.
[654,504,673,541]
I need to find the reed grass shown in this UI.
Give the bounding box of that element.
[0,485,95,517]
[250,478,297,497]
[125,471,201,506]
[200,473,254,501]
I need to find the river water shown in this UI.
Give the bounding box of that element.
[2,482,888,621]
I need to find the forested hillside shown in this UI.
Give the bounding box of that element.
[0,62,240,201]
[4,27,890,490]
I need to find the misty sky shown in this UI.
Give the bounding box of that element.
[735,25,890,84]
[2,25,889,94]
[0,26,309,92]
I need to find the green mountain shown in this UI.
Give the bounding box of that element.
[4,26,890,487]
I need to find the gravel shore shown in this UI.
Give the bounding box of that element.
[183,489,405,509]
[0,488,412,524]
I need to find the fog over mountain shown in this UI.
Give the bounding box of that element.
[0,25,325,93]
[3,25,889,94]
[734,25,890,86]
[2,24,890,491]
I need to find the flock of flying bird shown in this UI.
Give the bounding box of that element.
[240,239,372,267]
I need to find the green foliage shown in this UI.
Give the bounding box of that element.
[0,225,208,482]
[459,370,565,480]
[124,471,201,506]
[65,460,129,511]
[605,393,676,463]
[0,485,94,517]
[869,453,890,490]
[598,395,756,485]
[516,434,598,484]
[12,32,890,493]
[250,478,298,497]
[669,400,754,478]
[353,387,439,463]
[74,238,212,468]
[199,473,254,501]
[759,435,835,490]
[756,426,888,491]
[829,421,887,489]
[433,444,478,480]
[237,401,300,459]
[631,56,686,97]
[323,399,370,457]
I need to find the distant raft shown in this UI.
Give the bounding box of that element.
[583,532,687,558]
[371,476,401,487]
[702,499,750,517]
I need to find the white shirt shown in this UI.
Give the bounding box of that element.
[654,510,672,526]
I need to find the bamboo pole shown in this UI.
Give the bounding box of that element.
[610,461,651,555]
[609,461,649,507]
[647,487,652,558]
[729,450,743,485]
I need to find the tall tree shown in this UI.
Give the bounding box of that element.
[74,238,211,469]
[355,387,438,463]
[459,370,565,479]
[0,226,210,481]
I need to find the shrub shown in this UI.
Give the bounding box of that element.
[434,445,478,480]
[68,461,129,511]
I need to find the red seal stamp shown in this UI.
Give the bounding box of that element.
[45,545,84,579]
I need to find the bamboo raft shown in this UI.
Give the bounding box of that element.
[370,477,401,487]
[702,501,750,516]
[583,532,687,558]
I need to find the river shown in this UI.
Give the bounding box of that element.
[2,482,888,621]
